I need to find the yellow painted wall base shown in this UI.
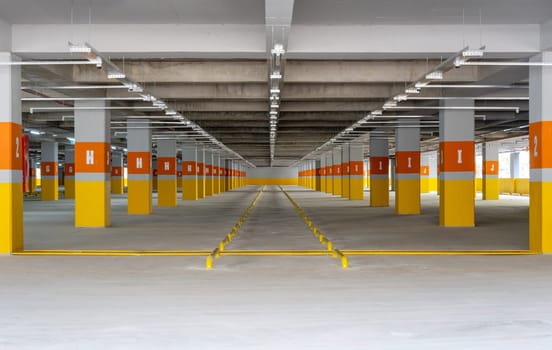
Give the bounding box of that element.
[64,178,75,198]
[246,178,298,186]
[530,181,552,253]
[333,178,342,196]
[111,178,124,195]
[342,178,350,199]
[326,179,333,194]
[421,178,430,193]
[395,179,421,215]
[482,178,499,200]
[370,178,389,207]
[41,178,59,201]
[349,178,364,200]
[0,183,24,253]
[128,179,152,214]
[440,179,475,227]
[158,179,177,207]
[75,180,111,227]
[182,179,198,200]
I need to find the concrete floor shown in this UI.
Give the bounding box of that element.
[1,186,548,349]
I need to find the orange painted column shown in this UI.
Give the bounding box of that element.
[182,145,198,200]
[126,120,152,215]
[64,145,75,199]
[157,140,177,207]
[110,151,124,195]
[369,136,389,207]
[482,142,499,200]
[395,122,421,214]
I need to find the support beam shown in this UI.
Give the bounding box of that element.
[370,136,389,207]
[127,120,152,214]
[157,140,177,207]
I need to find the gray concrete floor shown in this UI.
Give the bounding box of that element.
[1,185,548,349]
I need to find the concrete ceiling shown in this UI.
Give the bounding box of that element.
[4,0,548,167]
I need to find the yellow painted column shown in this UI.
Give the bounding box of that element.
[181,145,198,200]
[439,100,475,227]
[482,142,499,200]
[369,136,389,207]
[177,161,183,192]
[40,141,59,201]
[349,144,364,200]
[110,151,124,195]
[64,145,75,199]
[341,144,350,198]
[420,152,431,193]
[0,55,24,253]
[315,160,322,191]
[127,120,152,215]
[74,100,111,226]
[529,52,552,253]
[332,147,342,196]
[395,123,421,214]
[320,156,326,192]
[152,160,158,193]
[157,140,177,207]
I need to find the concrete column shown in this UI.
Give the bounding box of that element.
[510,152,520,178]
[364,159,370,189]
[176,158,182,191]
[226,159,233,191]
[439,99,475,226]
[111,151,124,194]
[127,120,152,214]
[324,152,331,193]
[157,140,177,207]
[421,153,431,193]
[213,153,220,195]
[395,122,421,214]
[0,52,23,253]
[529,52,552,252]
[219,158,226,192]
[341,144,350,198]
[204,150,213,196]
[197,148,205,198]
[370,136,389,207]
[64,145,75,199]
[482,142,499,200]
[349,143,364,200]
[320,156,326,192]
[30,159,38,193]
[181,144,198,200]
[390,158,396,191]
[152,160,158,192]
[74,100,111,226]
[332,147,342,196]
[315,160,322,191]
[40,142,59,201]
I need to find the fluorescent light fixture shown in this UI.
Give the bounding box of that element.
[405,87,420,94]
[66,137,75,142]
[270,104,279,109]
[128,83,143,93]
[270,73,282,80]
[454,57,466,68]
[269,116,277,120]
[270,89,280,94]
[462,49,484,58]
[415,81,429,88]
[372,109,383,115]
[393,94,408,101]
[345,127,354,132]
[383,101,397,109]
[29,130,42,135]
[270,111,278,115]
[69,43,92,53]
[107,71,126,79]
[425,71,443,80]
[165,109,177,115]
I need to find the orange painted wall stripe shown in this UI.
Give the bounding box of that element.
[157,157,176,175]
[182,161,197,175]
[350,161,364,175]
[332,165,341,175]
[111,166,123,177]
[395,151,420,174]
[127,152,151,174]
[530,121,552,169]
[439,141,475,172]
[64,163,75,176]
[75,142,109,173]
[0,122,23,170]
[483,160,499,175]
[197,163,205,176]
[41,162,58,176]
[370,157,389,175]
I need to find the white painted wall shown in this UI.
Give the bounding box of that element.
[247,167,298,179]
